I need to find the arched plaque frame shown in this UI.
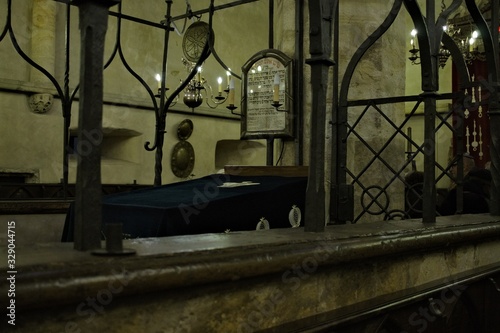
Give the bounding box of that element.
[241,49,294,139]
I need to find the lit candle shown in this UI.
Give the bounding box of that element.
[273,73,280,103]
[410,29,417,49]
[155,73,161,89]
[197,67,202,83]
[469,37,474,52]
[217,77,223,93]
[228,78,235,105]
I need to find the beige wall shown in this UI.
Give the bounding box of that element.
[0,0,270,185]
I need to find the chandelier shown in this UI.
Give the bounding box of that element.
[180,57,234,109]
[156,59,233,110]
[155,19,237,112]
[408,0,487,68]
[408,25,486,68]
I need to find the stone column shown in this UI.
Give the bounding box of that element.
[28,0,56,113]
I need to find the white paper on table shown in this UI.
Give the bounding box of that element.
[218,181,260,188]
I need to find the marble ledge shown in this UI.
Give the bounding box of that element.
[2,214,500,311]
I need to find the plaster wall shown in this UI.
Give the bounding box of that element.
[0,0,270,185]
[0,92,63,182]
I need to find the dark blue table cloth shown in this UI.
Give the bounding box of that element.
[62,174,307,241]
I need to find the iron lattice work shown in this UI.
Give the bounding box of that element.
[330,0,500,224]
[342,95,467,223]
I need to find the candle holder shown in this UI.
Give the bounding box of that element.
[408,47,420,65]
[155,87,169,99]
[155,87,178,107]
[226,104,241,116]
[271,101,288,112]
[177,58,234,109]
[92,223,136,256]
[215,89,228,101]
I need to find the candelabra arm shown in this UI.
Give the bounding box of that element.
[201,82,228,108]
[271,101,288,112]
[226,104,241,116]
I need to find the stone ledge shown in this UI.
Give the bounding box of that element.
[3,214,500,312]
[0,200,72,214]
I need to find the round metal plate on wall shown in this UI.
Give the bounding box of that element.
[171,141,195,178]
[177,119,194,140]
[182,21,214,63]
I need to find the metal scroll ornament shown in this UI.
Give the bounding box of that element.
[171,141,195,178]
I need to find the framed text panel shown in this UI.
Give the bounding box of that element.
[241,49,293,139]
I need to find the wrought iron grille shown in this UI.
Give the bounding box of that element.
[330,0,500,224]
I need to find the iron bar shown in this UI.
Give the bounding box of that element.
[267,138,274,166]
[170,0,260,22]
[54,0,172,30]
[304,0,337,232]
[152,0,173,186]
[206,1,242,80]
[404,0,439,223]
[266,0,274,166]
[108,11,168,30]
[346,93,457,107]
[421,92,437,222]
[62,2,71,199]
[476,0,500,215]
[150,30,211,185]
[72,0,120,251]
[268,0,274,49]
[294,0,304,166]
